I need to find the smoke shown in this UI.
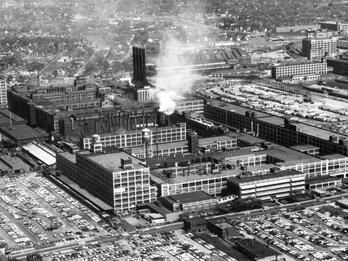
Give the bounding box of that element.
[154,33,201,115]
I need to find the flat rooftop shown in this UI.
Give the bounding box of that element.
[236,239,279,259]
[306,175,340,184]
[291,144,320,151]
[0,110,26,127]
[209,100,348,142]
[151,162,270,184]
[87,151,146,172]
[320,154,348,160]
[209,147,260,162]
[230,169,303,184]
[164,191,214,204]
[130,140,187,154]
[0,124,48,141]
[0,155,30,172]
[208,100,270,118]
[229,133,266,145]
[295,122,348,141]
[267,145,319,165]
[199,135,237,146]
[58,152,76,164]
[87,123,186,139]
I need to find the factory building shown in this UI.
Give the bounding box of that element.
[204,100,348,156]
[149,134,348,198]
[320,21,348,32]
[159,191,218,214]
[271,61,327,79]
[155,47,251,73]
[56,151,157,212]
[7,85,158,137]
[235,239,285,261]
[302,37,337,61]
[227,169,306,200]
[327,53,348,75]
[174,98,205,115]
[305,175,342,190]
[207,220,240,239]
[82,123,187,150]
[129,135,237,159]
[290,145,320,157]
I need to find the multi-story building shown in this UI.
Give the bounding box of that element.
[0,79,7,109]
[290,145,320,156]
[227,169,306,200]
[82,123,187,150]
[129,135,238,159]
[7,83,160,137]
[159,191,218,214]
[302,37,337,61]
[204,100,348,156]
[175,98,205,115]
[320,21,348,32]
[327,54,348,75]
[271,61,327,79]
[305,175,342,190]
[276,24,319,33]
[149,134,348,198]
[56,151,157,212]
[155,47,251,73]
[337,38,348,49]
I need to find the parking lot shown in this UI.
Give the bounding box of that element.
[39,231,238,261]
[0,173,110,252]
[231,204,348,261]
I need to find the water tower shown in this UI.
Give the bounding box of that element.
[91,134,102,153]
[142,128,153,160]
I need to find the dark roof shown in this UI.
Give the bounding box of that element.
[320,154,347,160]
[291,144,320,151]
[306,175,340,184]
[0,124,48,142]
[236,239,279,259]
[164,191,214,204]
[182,216,207,225]
[0,110,26,127]
[230,169,303,184]
[209,147,256,161]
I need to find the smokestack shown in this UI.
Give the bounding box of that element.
[132,46,147,86]
[132,46,138,80]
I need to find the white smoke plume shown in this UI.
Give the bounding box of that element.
[155,33,201,115]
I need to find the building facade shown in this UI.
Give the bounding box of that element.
[227,169,306,200]
[204,101,348,156]
[160,191,218,213]
[271,62,327,79]
[0,79,7,109]
[56,151,157,212]
[82,123,187,150]
[302,38,337,61]
[320,21,348,32]
[305,175,342,190]
[327,55,348,75]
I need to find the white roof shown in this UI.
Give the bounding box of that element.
[22,143,56,166]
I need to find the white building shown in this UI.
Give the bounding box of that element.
[0,79,7,108]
